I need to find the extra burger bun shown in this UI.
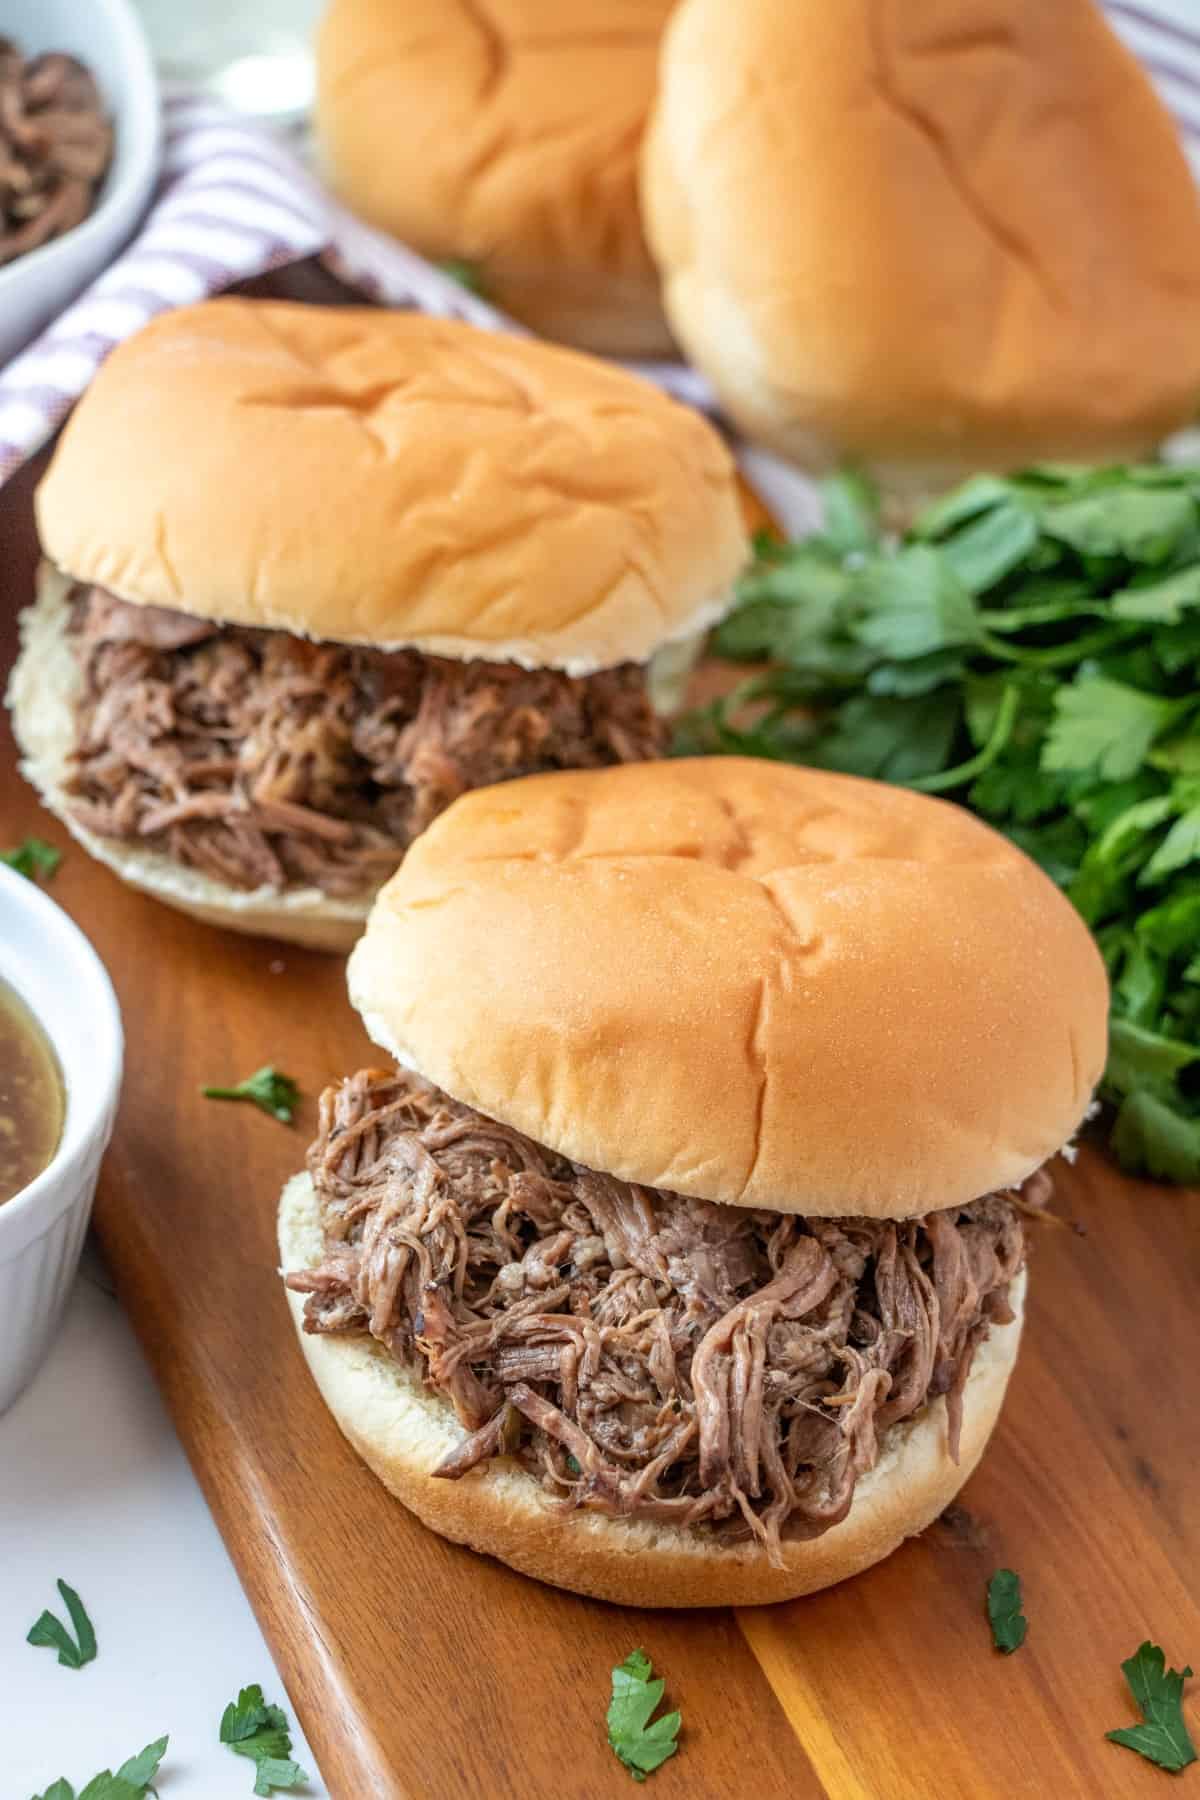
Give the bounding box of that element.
[317,0,676,357]
[6,567,370,952]
[280,1168,1025,1606]
[36,300,746,675]
[641,0,1200,498]
[349,758,1108,1217]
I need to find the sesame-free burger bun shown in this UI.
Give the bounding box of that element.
[7,567,369,952]
[641,0,1200,496]
[35,300,746,675]
[348,758,1109,1218]
[279,1168,1025,1606]
[317,0,676,356]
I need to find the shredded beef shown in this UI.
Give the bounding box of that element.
[286,1069,1034,1563]
[61,585,665,895]
[0,42,113,268]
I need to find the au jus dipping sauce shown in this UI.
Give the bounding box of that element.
[0,975,64,1203]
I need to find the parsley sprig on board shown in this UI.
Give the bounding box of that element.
[986,1569,1028,1654]
[607,1650,681,1781]
[679,464,1200,1183]
[201,1066,300,1124]
[2,837,61,882]
[1107,1641,1197,1773]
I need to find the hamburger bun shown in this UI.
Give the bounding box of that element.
[348,757,1108,1217]
[279,1166,1025,1607]
[317,0,676,357]
[641,0,1200,498]
[7,567,368,952]
[35,299,747,675]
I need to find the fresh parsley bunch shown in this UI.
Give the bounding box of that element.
[679,463,1200,1184]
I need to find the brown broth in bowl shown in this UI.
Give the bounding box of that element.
[0,975,64,1204]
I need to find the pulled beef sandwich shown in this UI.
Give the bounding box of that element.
[7,300,746,951]
[279,757,1109,1606]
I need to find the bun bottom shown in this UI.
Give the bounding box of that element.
[279,1169,1024,1607]
[6,567,375,953]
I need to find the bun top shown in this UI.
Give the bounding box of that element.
[317,0,676,355]
[348,757,1108,1218]
[35,300,745,673]
[641,0,1200,495]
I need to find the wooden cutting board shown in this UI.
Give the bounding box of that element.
[3,289,1199,1800]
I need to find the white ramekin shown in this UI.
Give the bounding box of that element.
[0,865,123,1413]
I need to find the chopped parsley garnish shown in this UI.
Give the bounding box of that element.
[201,1067,300,1124]
[26,1579,97,1670]
[220,1684,308,1793]
[2,837,61,882]
[986,1569,1027,1654]
[679,462,1200,1183]
[30,1735,168,1799]
[607,1649,681,1782]
[1106,1641,1196,1773]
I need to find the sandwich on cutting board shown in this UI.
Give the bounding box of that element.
[7,298,745,949]
[281,757,1108,1606]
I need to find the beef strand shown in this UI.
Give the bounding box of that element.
[287,1070,1033,1563]
[62,586,666,895]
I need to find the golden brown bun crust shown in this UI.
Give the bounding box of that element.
[280,1170,1024,1606]
[317,0,676,356]
[641,0,1200,495]
[349,759,1108,1216]
[35,301,746,674]
[6,566,372,952]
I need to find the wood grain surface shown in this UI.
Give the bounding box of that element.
[2,278,1199,1799]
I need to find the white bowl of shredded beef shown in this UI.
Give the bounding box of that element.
[0,0,159,368]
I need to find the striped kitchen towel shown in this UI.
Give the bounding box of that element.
[1,0,1198,497]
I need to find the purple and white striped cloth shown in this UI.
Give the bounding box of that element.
[1,0,1198,494]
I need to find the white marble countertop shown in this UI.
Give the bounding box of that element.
[0,1254,326,1799]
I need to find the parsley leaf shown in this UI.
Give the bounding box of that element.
[438,258,487,298]
[252,1760,307,1797]
[1043,679,1184,783]
[1112,1091,1200,1185]
[607,1649,681,1782]
[110,1740,169,1791]
[221,1684,278,1744]
[32,1736,168,1800]
[26,1579,97,1670]
[849,546,983,660]
[812,692,960,784]
[986,1569,1027,1653]
[1041,486,1198,564]
[220,1684,308,1793]
[1143,805,1200,880]
[939,498,1039,593]
[820,467,881,554]
[1106,1641,1197,1773]
[202,1067,299,1123]
[2,837,61,882]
